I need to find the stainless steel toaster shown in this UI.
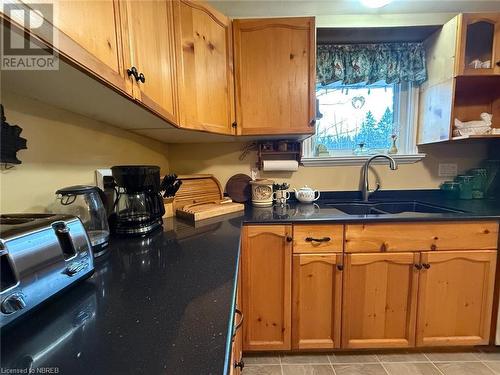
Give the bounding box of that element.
[0,213,94,328]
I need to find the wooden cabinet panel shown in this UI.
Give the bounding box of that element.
[342,253,419,349]
[293,225,344,253]
[53,0,121,74]
[16,0,129,93]
[292,254,342,349]
[416,250,497,347]
[345,222,499,253]
[173,0,234,134]
[242,225,292,350]
[233,17,315,135]
[456,13,500,76]
[124,0,178,123]
[231,263,243,375]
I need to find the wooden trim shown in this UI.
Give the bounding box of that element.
[233,17,314,32]
[180,0,229,28]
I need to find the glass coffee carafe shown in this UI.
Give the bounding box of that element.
[110,166,165,236]
[55,185,110,256]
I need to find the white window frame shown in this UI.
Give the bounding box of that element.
[302,81,426,166]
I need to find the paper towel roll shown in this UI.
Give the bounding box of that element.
[262,160,299,172]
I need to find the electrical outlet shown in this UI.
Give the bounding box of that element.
[438,163,458,177]
[95,169,112,189]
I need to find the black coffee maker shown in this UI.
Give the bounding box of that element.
[110,165,165,235]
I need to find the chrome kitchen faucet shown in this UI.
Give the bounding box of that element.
[361,154,398,202]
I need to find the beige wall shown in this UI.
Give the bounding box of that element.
[168,141,488,192]
[0,93,169,213]
[1,93,489,214]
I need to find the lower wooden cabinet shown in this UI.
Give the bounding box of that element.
[416,250,497,347]
[241,225,292,351]
[292,253,342,349]
[231,270,243,375]
[342,252,419,349]
[241,224,499,352]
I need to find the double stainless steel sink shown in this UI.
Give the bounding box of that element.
[327,201,464,215]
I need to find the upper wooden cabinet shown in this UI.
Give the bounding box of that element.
[233,17,316,135]
[173,0,235,135]
[121,0,178,124]
[16,0,129,93]
[418,13,500,144]
[456,13,500,76]
[241,225,292,351]
[416,250,497,347]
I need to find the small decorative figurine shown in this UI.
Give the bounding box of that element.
[388,134,398,154]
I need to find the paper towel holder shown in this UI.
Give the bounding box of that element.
[257,141,302,170]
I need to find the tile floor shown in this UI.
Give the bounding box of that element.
[243,348,500,375]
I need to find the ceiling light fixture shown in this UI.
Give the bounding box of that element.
[360,0,393,8]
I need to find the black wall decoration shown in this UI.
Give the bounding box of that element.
[0,105,27,165]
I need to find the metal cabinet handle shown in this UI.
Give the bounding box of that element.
[309,119,316,127]
[336,264,344,271]
[422,263,431,269]
[127,67,145,83]
[286,236,293,243]
[233,308,243,338]
[496,61,500,67]
[127,66,139,80]
[305,237,331,243]
[234,360,245,370]
[414,264,422,270]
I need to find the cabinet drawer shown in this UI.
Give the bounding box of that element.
[345,221,498,253]
[293,225,343,253]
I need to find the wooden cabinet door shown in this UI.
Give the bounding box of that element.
[123,0,178,123]
[231,269,243,375]
[456,13,500,76]
[416,250,497,347]
[233,17,316,135]
[18,0,129,93]
[173,0,234,134]
[292,253,342,350]
[342,253,420,349]
[242,225,292,351]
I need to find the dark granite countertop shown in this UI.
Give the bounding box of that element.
[1,217,243,375]
[240,190,500,224]
[1,189,500,375]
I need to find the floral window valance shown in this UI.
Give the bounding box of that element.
[317,42,427,86]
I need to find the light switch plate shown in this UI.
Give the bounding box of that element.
[438,163,458,177]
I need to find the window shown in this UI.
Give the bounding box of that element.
[303,80,422,164]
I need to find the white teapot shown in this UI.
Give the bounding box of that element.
[293,185,320,203]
